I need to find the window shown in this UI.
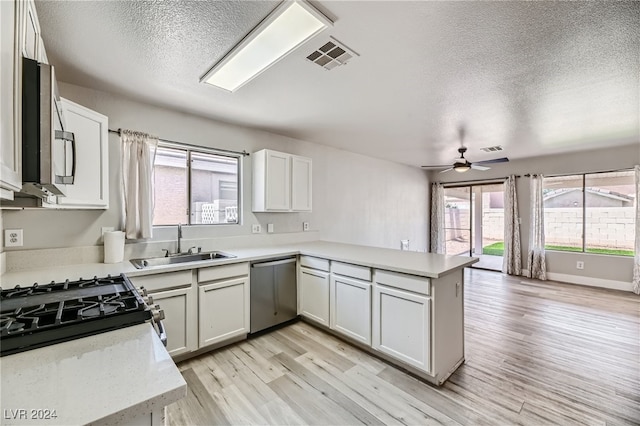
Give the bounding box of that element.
[153,145,241,226]
[543,170,635,256]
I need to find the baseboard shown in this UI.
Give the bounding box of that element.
[521,269,632,292]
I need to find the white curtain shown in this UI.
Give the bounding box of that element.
[502,175,522,275]
[430,183,445,254]
[121,130,158,239]
[633,165,640,295]
[527,174,547,280]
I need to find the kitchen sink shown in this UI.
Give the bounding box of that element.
[130,251,236,269]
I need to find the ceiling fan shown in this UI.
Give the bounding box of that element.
[421,147,509,173]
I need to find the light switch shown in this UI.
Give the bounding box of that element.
[267,223,274,233]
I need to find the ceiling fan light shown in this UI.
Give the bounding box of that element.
[201,1,332,92]
[454,165,471,173]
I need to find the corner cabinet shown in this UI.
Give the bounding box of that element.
[299,256,330,326]
[252,149,312,212]
[50,98,109,209]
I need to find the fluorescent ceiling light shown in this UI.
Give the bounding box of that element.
[201,1,332,92]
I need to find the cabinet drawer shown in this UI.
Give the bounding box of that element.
[331,261,371,281]
[128,270,192,293]
[299,255,330,272]
[374,269,430,295]
[199,262,249,283]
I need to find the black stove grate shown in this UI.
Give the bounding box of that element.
[0,274,151,356]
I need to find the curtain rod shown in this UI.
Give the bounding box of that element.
[524,167,633,178]
[108,128,250,157]
[437,175,520,187]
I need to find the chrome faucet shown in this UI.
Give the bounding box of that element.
[177,223,182,254]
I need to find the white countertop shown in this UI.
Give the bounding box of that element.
[0,324,186,425]
[2,241,477,287]
[0,240,475,425]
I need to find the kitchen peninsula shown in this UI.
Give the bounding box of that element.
[2,241,477,387]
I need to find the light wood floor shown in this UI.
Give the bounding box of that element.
[167,269,640,425]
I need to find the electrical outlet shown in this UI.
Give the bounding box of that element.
[101,226,115,242]
[252,224,261,234]
[576,261,584,270]
[303,222,310,231]
[401,239,409,250]
[5,229,23,247]
[267,223,274,233]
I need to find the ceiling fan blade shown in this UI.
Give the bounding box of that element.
[420,165,450,169]
[475,157,509,165]
[439,168,453,173]
[471,164,490,171]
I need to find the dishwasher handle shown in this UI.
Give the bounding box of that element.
[251,258,296,268]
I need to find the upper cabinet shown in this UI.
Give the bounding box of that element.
[252,149,312,212]
[51,98,109,209]
[0,0,23,199]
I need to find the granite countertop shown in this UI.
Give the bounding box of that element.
[0,324,187,425]
[1,240,478,287]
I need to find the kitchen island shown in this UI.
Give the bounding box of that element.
[2,240,477,387]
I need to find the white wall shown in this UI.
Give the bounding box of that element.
[435,143,640,287]
[2,83,430,252]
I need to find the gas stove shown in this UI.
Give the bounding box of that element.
[0,274,164,356]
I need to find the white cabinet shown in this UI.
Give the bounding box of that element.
[21,0,40,61]
[330,274,371,345]
[197,262,250,347]
[252,149,312,212]
[151,287,195,357]
[373,284,431,373]
[128,270,197,358]
[198,276,249,347]
[299,266,330,326]
[0,0,23,199]
[51,98,109,209]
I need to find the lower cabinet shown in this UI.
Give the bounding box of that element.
[198,276,249,347]
[151,287,196,357]
[128,270,196,358]
[299,266,330,326]
[330,274,371,345]
[372,284,431,372]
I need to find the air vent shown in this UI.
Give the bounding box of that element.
[306,37,358,70]
[480,146,503,152]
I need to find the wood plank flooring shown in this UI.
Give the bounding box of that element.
[167,269,640,425]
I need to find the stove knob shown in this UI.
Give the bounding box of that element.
[145,295,154,305]
[152,305,165,322]
[138,287,148,297]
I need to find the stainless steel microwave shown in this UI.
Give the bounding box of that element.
[21,57,75,199]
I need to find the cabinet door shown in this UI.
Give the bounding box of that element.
[55,98,109,208]
[291,155,312,211]
[299,267,330,326]
[22,0,40,61]
[198,277,249,347]
[151,287,196,357]
[330,275,371,345]
[0,0,23,199]
[373,284,431,372]
[265,150,291,210]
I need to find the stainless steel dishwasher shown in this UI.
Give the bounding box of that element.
[250,257,298,334]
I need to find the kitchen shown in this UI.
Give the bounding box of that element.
[1,1,639,425]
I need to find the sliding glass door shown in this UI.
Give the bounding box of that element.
[443,183,505,270]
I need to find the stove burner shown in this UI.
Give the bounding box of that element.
[0,317,26,333]
[80,301,123,319]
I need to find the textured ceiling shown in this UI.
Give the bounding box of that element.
[36,1,640,167]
